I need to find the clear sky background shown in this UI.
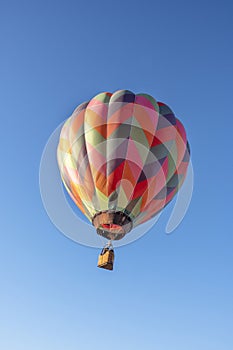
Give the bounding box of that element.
[1,0,233,349]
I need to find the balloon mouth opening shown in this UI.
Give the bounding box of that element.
[101,223,123,231]
[92,211,132,241]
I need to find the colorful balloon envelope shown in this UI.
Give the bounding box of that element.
[57,90,190,243]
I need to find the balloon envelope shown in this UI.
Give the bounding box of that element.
[57,90,190,240]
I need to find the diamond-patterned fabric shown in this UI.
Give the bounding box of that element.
[57,90,190,228]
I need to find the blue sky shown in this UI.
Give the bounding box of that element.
[1,0,233,349]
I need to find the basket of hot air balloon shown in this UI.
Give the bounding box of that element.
[97,242,114,270]
[57,90,190,270]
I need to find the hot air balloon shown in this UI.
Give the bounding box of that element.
[57,90,190,270]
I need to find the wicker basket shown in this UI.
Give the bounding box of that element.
[97,249,114,271]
